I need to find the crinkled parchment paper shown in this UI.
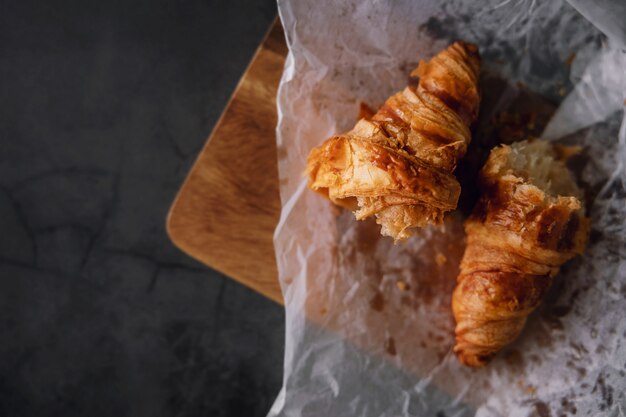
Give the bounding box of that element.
[271,1,626,416]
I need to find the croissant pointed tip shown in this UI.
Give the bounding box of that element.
[453,40,478,51]
[454,345,492,368]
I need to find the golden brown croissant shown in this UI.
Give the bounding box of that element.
[452,139,590,367]
[307,42,481,240]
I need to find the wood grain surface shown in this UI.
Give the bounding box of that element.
[167,19,286,304]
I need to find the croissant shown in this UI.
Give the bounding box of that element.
[452,139,590,367]
[307,42,481,240]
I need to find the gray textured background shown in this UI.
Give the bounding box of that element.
[0,1,285,416]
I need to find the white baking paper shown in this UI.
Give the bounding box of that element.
[271,1,626,416]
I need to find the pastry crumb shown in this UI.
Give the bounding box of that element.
[384,337,397,356]
[435,253,447,266]
[319,307,328,315]
[517,380,537,396]
[396,280,410,291]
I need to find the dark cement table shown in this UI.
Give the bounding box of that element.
[0,1,284,416]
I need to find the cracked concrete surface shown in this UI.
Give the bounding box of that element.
[0,1,284,416]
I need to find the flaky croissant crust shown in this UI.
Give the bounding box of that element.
[307,42,481,240]
[453,141,590,367]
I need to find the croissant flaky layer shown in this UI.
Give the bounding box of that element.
[452,140,590,367]
[307,42,481,240]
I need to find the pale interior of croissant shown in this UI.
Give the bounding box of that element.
[496,140,582,201]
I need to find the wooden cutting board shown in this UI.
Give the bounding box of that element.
[167,19,286,304]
